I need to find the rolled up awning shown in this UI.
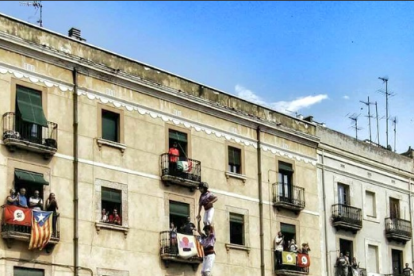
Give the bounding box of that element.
[15,169,49,185]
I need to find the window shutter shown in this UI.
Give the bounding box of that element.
[228,147,241,166]
[169,201,190,217]
[16,86,48,127]
[230,213,244,224]
[102,110,119,142]
[169,130,187,142]
[14,267,44,276]
[281,223,296,234]
[102,188,122,203]
[278,161,293,172]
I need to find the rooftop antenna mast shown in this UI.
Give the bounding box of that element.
[392,116,398,152]
[378,77,395,149]
[20,1,43,27]
[348,113,362,140]
[375,101,380,145]
[360,96,375,143]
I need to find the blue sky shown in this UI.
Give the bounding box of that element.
[1,1,414,152]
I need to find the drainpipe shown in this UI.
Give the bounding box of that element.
[409,178,413,268]
[257,126,265,276]
[72,68,79,276]
[321,150,330,276]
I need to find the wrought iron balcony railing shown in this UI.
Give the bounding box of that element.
[331,204,362,233]
[385,217,412,243]
[3,112,58,158]
[160,153,201,191]
[273,183,305,212]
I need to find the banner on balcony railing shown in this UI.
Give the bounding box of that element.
[297,253,311,267]
[4,205,32,226]
[28,210,53,250]
[282,251,297,265]
[177,233,198,259]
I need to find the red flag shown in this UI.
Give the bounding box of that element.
[3,205,32,226]
[29,210,53,250]
[298,253,311,267]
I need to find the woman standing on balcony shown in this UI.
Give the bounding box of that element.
[6,189,18,206]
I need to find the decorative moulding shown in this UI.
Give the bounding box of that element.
[225,172,247,183]
[96,138,126,153]
[225,243,250,254]
[95,222,129,237]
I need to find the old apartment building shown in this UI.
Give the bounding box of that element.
[0,14,322,276]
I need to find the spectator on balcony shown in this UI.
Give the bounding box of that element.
[403,263,413,276]
[300,242,311,254]
[274,231,284,268]
[199,225,216,276]
[6,188,18,206]
[170,222,178,254]
[100,208,109,223]
[180,216,196,235]
[109,209,122,225]
[168,142,180,175]
[18,188,28,208]
[288,239,298,253]
[350,257,359,276]
[197,182,218,227]
[46,193,59,236]
[29,190,43,210]
[336,252,349,276]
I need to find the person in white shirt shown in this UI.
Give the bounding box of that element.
[29,190,43,211]
[274,231,284,268]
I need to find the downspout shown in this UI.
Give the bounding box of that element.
[257,126,265,276]
[321,149,330,276]
[72,68,79,276]
[409,178,413,268]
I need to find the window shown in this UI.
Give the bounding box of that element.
[229,213,244,245]
[228,146,242,174]
[102,110,120,142]
[368,245,379,273]
[338,183,350,206]
[365,191,376,217]
[101,187,122,225]
[14,169,49,208]
[280,223,296,250]
[390,197,400,219]
[14,267,44,276]
[278,162,293,200]
[169,201,189,230]
[15,85,48,143]
[169,129,188,159]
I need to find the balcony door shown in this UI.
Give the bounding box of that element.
[338,184,349,206]
[390,198,400,219]
[278,162,293,202]
[392,249,403,275]
[339,238,353,260]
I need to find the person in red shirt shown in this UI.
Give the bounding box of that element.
[168,142,180,175]
[109,209,122,225]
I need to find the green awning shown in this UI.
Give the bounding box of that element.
[102,187,122,203]
[230,213,244,224]
[228,147,241,165]
[169,201,189,217]
[281,223,296,234]
[279,161,293,172]
[16,86,48,127]
[15,170,49,185]
[169,130,187,143]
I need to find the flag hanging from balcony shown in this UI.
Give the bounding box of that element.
[3,205,32,226]
[282,251,297,265]
[298,253,311,267]
[177,233,198,259]
[28,210,53,250]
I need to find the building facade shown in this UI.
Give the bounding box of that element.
[0,14,322,276]
[317,127,414,276]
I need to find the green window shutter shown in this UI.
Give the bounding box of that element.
[101,187,122,203]
[102,110,119,142]
[279,161,293,172]
[14,170,49,185]
[230,213,244,224]
[14,267,44,276]
[169,201,189,217]
[281,223,296,234]
[228,147,241,165]
[169,130,187,143]
[16,86,48,127]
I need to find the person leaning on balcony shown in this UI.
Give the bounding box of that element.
[300,242,311,254]
[100,208,109,223]
[169,222,178,254]
[6,188,18,206]
[274,231,284,268]
[168,142,180,175]
[29,190,43,211]
[18,188,28,208]
[109,209,122,225]
[403,263,413,276]
[46,193,59,236]
[197,182,218,227]
[289,239,298,253]
[336,252,349,276]
[180,216,196,235]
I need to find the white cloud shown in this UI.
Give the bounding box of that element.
[343,95,350,100]
[235,85,328,113]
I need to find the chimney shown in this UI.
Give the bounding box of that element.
[68,27,86,42]
[303,116,314,122]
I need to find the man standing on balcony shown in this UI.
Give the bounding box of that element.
[168,142,180,175]
[403,263,413,276]
[29,190,43,210]
[181,216,196,235]
[197,182,218,227]
[274,231,284,269]
[18,188,28,208]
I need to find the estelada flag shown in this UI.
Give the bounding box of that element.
[3,205,32,226]
[282,251,297,265]
[298,253,311,267]
[28,210,53,250]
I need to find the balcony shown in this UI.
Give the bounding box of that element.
[334,267,367,276]
[160,230,202,270]
[385,217,412,244]
[2,112,58,159]
[332,204,362,233]
[160,153,201,191]
[1,215,60,252]
[275,265,309,276]
[273,183,305,213]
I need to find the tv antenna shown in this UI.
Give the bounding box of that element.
[378,77,395,149]
[285,109,302,119]
[347,113,362,140]
[360,96,375,143]
[20,1,43,27]
[392,116,398,152]
[375,101,380,145]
